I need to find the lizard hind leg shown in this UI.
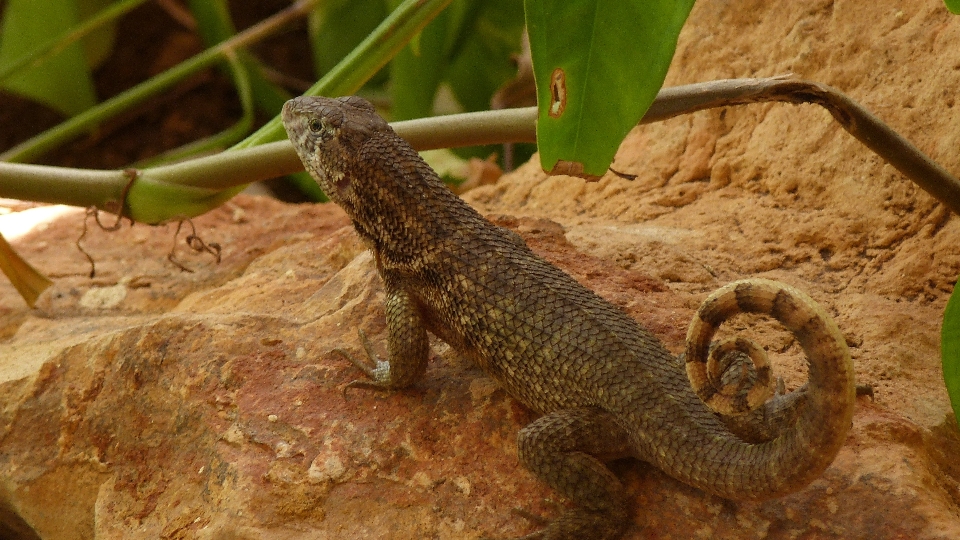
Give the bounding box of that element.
[509,407,632,540]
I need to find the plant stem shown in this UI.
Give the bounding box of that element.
[0,163,121,206]
[146,107,538,191]
[134,51,256,167]
[0,77,957,219]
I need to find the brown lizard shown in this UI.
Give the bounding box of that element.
[281,95,856,539]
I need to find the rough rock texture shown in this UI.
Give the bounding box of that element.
[3,0,960,538]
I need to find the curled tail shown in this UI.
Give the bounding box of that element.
[684,278,855,498]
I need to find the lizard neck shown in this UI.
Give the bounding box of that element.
[346,135,485,268]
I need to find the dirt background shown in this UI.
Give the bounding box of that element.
[0,0,959,538]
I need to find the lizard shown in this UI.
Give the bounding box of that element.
[281,95,856,540]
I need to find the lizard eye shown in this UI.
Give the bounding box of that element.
[308,118,323,133]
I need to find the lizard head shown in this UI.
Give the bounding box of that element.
[281,95,388,206]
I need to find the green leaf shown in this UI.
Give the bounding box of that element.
[77,0,119,69]
[943,278,960,426]
[387,0,524,164]
[442,0,525,162]
[445,0,525,113]
[308,0,388,85]
[946,0,960,15]
[389,0,525,121]
[0,0,97,116]
[0,232,52,308]
[524,0,695,179]
[388,0,470,120]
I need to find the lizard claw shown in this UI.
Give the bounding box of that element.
[332,348,376,378]
[479,510,547,540]
[334,329,381,373]
[477,505,579,540]
[342,377,391,396]
[334,329,385,376]
[509,507,550,527]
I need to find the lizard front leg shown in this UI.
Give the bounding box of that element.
[511,407,632,540]
[338,274,429,391]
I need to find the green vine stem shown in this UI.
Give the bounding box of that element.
[0,76,956,223]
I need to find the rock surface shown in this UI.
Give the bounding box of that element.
[3,0,960,538]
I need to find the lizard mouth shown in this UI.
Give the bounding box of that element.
[281,100,316,158]
[280,99,296,123]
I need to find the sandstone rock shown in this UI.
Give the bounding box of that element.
[3,0,960,538]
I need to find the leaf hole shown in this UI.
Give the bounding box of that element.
[549,68,567,118]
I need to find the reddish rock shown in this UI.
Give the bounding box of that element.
[3,0,960,538]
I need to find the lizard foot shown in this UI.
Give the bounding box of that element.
[334,329,393,393]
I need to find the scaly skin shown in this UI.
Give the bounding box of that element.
[282,95,856,540]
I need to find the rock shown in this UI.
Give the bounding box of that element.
[3,0,960,537]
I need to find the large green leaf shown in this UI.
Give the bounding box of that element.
[943,279,960,425]
[946,0,960,15]
[524,0,695,179]
[0,0,97,116]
